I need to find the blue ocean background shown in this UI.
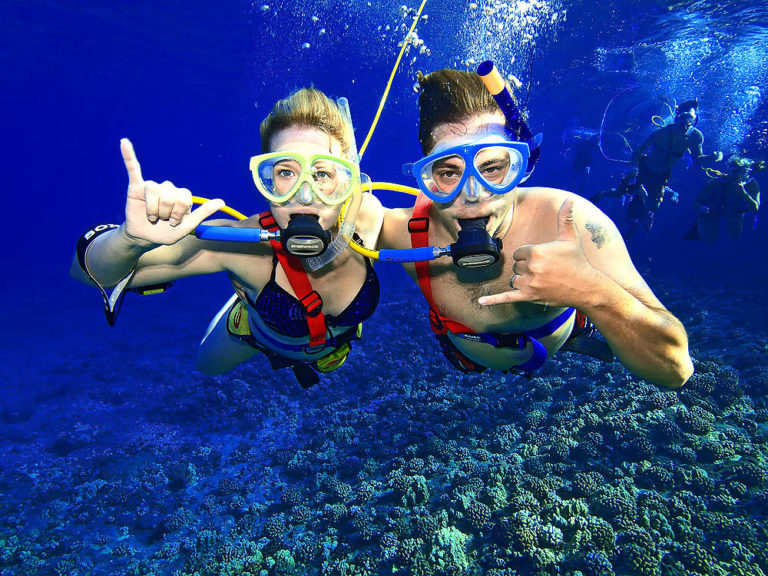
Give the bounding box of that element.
[2,1,767,575]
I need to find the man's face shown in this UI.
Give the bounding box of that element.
[428,112,517,237]
[728,165,750,183]
[674,108,696,131]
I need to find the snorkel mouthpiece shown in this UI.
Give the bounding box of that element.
[282,214,331,257]
[452,217,502,268]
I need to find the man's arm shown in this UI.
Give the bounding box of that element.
[479,194,693,388]
[378,207,415,251]
[572,204,693,388]
[689,129,722,165]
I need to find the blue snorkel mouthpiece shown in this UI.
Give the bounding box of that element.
[194,214,331,258]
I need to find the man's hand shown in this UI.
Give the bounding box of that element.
[121,138,225,247]
[478,199,598,307]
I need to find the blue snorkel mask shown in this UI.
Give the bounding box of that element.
[410,137,533,203]
[395,61,543,268]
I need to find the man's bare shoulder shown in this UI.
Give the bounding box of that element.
[355,193,385,248]
[385,205,415,223]
[379,206,415,249]
[517,186,571,212]
[516,186,621,246]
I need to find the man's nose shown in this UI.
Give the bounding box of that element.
[461,177,482,202]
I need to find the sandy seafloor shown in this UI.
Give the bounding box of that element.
[0,264,766,576]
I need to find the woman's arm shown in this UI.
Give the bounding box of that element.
[71,138,226,288]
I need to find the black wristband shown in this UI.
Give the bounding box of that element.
[75,224,135,326]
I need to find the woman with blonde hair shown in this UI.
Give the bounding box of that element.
[72,88,384,388]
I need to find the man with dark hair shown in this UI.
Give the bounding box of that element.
[380,68,693,389]
[621,99,722,235]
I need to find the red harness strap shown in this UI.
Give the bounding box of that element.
[259,211,327,349]
[409,195,474,335]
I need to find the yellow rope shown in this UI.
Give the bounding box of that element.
[358,0,428,158]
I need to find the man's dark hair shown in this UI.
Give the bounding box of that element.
[676,99,698,113]
[417,69,519,154]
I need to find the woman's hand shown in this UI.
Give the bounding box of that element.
[120,138,225,247]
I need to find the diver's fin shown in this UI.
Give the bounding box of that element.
[683,219,700,241]
[560,331,614,363]
[292,364,320,389]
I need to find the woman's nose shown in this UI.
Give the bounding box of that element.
[295,182,314,205]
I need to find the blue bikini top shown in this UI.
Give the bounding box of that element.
[252,250,380,338]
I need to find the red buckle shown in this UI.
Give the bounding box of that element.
[408,217,429,233]
[428,307,446,334]
[259,212,277,230]
[300,291,323,317]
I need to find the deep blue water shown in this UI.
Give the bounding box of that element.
[2,1,767,575]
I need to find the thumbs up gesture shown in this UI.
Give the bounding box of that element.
[120,138,225,247]
[479,199,596,307]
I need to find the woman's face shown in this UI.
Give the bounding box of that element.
[428,111,517,238]
[267,127,347,231]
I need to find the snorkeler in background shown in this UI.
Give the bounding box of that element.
[589,172,643,206]
[379,66,693,389]
[623,99,722,235]
[685,155,763,243]
[562,128,598,196]
[591,172,679,239]
[71,88,384,389]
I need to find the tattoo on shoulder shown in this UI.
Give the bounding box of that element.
[585,221,610,249]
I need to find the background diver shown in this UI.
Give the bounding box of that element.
[622,99,722,236]
[686,155,763,243]
[590,173,679,238]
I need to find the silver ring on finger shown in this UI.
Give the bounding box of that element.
[509,274,520,290]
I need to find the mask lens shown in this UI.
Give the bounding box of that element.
[254,156,301,202]
[473,146,523,191]
[309,158,353,204]
[421,154,466,199]
[252,154,355,205]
